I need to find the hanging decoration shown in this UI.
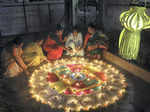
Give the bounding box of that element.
[119,5,150,60]
[29,57,127,112]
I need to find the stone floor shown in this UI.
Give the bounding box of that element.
[120,69,150,112]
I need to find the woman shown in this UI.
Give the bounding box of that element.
[23,36,46,67]
[1,37,28,77]
[43,25,65,60]
[65,26,84,56]
[83,23,108,59]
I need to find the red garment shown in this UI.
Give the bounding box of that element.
[43,36,63,60]
[59,35,63,43]
[83,33,91,48]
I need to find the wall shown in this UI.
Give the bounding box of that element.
[103,0,130,32]
[0,0,64,36]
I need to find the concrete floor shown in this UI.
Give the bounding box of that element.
[121,69,150,112]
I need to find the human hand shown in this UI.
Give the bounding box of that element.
[76,47,82,51]
[27,60,34,67]
[99,45,108,50]
[63,47,68,50]
[64,37,68,42]
[60,45,66,49]
[87,46,92,51]
[24,70,30,75]
[67,47,73,53]
[23,65,28,70]
[87,45,96,51]
[69,49,73,53]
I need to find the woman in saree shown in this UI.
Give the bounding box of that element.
[1,37,28,77]
[83,23,108,59]
[23,36,46,67]
[65,26,84,56]
[43,25,65,60]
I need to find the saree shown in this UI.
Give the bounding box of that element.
[84,31,108,56]
[1,46,23,77]
[43,33,63,60]
[23,42,46,66]
[65,32,84,56]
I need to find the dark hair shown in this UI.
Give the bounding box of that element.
[5,36,23,53]
[72,26,79,32]
[88,23,97,30]
[33,34,44,43]
[56,24,64,31]
[12,37,23,46]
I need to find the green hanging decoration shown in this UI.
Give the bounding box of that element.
[119,6,150,60]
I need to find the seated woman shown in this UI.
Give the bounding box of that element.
[1,37,28,77]
[43,25,65,60]
[65,26,84,56]
[23,36,46,67]
[83,23,108,59]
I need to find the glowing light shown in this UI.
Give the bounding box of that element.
[65,108,71,112]
[114,70,119,74]
[67,98,78,104]
[104,69,108,73]
[107,64,112,68]
[43,90,48,94]
[30,83,36,88]
[40,98,46,104]
[30,90,34,94]
[48,101,52,105]
[76,83,79,86]
[111,79,115,82]
[107,86,113,90]
[121,79,126,84]
[83,97,91,102]
[29,57,127,112]
[95,104,102,108]
[76,106,82,111]
[39,83,44,86]
[112,96,119,102]
[97,93,103,98]
[118,89,126,96]
[58,105,63,109]
[29,78,34,83]
[32,94,41,102]
[103,101,109,107]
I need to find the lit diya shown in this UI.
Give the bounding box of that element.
[29,57,127,112]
